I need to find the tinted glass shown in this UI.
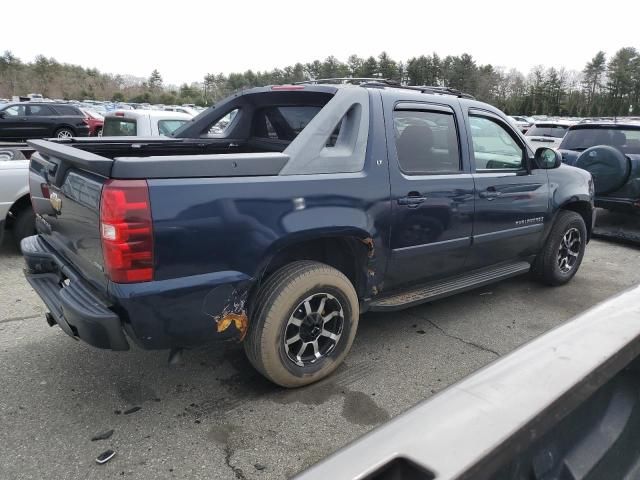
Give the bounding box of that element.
[393,110,460,173]
[27,105,55,116]
[253,106,322,141]
[207,109,238,135]
[470,116,524,170]
[103,118,137,136]
[560,127,640,154]
[4,105,25,116]
[53,105,82,116]
[526,125,568,138]
[158,119,188,136]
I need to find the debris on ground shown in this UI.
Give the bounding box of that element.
[95,449,116,465]
[91,430,114,441]
[123,406,141,415]
[254,463,266,471]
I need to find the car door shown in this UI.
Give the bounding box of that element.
[385,101,475,290]
[466,109,550,269]
[26,104,57,138]
[0,104,28,139]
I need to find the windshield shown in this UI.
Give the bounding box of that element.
[560,127,640,154]
[526,125,568,138]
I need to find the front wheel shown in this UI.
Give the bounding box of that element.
[533,211,587,286]
[12,207,36,247]
[244,261,359,387]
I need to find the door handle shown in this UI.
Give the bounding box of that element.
[479,189,502,200]
[398,192,427,207]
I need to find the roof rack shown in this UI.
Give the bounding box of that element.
[296,78,474,99]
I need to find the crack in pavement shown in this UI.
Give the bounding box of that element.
[224,445,246,480]
[422,317,500,357]
[0,313,42,324]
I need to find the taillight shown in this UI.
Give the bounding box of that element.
[100,179,154,283]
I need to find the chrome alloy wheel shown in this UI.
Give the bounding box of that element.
[557,227,581,273]
[56,129,73,138]
[284,293,344,367]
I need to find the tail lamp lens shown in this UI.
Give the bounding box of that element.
[100,179,154,283]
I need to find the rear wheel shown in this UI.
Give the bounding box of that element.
[55,127,74,139]
[533,211,587,286]
[96,127,103,137]
[244,261,359,387]
[12,207,36,247]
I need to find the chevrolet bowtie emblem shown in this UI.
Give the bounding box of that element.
[49,192,62,213]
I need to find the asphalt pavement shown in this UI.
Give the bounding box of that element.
[1,236,639,480]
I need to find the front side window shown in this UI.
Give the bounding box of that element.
[393,109,461,174]
[470,116,524,170]
[158,119,188,136]
[3,105,26,116]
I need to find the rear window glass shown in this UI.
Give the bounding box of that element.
[158,119,188,136]
[207,109,238,135]
[526,125,568,138]
[103,118,137,136]
[53,105,82,116]
[560,128,640,154]
[253,106,322,141]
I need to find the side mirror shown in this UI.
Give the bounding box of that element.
[534,147,562,169]
[0,111,6,119]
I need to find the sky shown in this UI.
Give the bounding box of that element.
[2,0,639,85]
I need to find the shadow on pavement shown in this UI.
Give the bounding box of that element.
[594,208,640,247]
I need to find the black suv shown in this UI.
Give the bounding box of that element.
[0,102,89,141]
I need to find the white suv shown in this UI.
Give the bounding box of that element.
[0,147,34,248]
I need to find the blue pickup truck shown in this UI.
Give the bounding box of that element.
[21,81,595,387]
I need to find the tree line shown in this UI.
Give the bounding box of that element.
[1,48,639,116]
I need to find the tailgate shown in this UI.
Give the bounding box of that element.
[28,139,112,291]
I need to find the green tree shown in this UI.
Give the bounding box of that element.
[148,69,163,90]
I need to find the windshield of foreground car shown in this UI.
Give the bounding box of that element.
[560,127,640,154]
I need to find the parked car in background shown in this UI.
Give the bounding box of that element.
[22,81,594,388]
[0,102,89,141]
[163,105,199,117]
[0,146,34,247]
[559,121,640,213]
[102,110,192,137]
[79,108,104,136]
[509,115,535,133]
[525,121,572,150]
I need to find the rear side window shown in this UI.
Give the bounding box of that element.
[253,106,322,141]
[393,109,461,174]
[27,105,55,116]
[526,125,568,138]
[52,105,82,116]
[158,119,188,136]
[103,118,137,136]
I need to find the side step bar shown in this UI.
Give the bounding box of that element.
[369,261,531,311]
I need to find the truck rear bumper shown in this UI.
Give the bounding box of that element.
[21,235,252,351]
[21,235,129,350]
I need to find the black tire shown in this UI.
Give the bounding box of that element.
[244,261,359,388]
[96,127,103,137]
[533,211,587,286]
[12,207,36,247]
[54,127,75,139]
[576,146,630,194]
